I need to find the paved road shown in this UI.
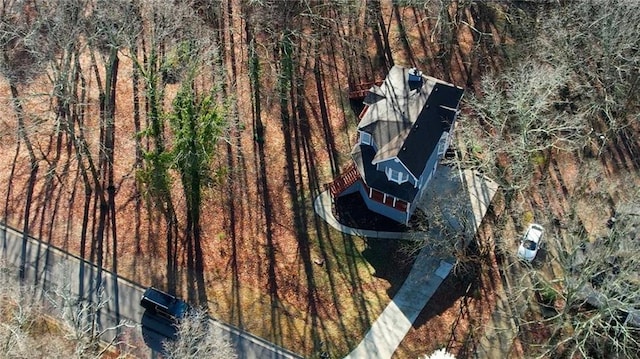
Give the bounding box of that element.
[1,223,302,359]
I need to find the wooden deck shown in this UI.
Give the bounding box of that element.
[326,163,410,213]
[348,80,383,100]
[327,164,361,198]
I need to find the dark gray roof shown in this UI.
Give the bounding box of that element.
[352,144,419,202]
[351,65,463,200]
[397,83,463,177]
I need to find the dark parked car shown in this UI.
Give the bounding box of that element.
[140,287,190,322]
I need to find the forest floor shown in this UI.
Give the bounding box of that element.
[3,1,639,358]
[0,2,506,358]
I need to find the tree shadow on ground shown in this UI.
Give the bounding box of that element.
[414,255,481,328]
[335,191,450,301]
[361,238,416,298]
[348,99,365,124]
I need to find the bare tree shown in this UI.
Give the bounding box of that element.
[0,261,133,358]
[458,0,640,194]
[453,4,640,358]
[45,277,134,358]
[162,308,237,359]
[533,0,640,135]
[458,58,592,195]
[0,0,49,280]
[0,0,49,84]
[34,0,98,276]
[504,204,640,358]
[0,262,42,358]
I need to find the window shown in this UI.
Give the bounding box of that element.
[360,131,372,145]
[386,167,409,184]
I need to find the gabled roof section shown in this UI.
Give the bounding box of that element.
[398,84,464,176]
[354,65,464,179]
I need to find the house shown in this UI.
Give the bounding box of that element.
[329,65,464,224]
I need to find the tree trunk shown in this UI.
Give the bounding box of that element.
[9,83,39,281]
[131,42,143,252]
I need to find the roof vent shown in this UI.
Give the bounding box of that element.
[408,68,422,82]
[408,68,423,90]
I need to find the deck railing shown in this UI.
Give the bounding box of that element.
[348,80,383,100]
[326,164,361,198]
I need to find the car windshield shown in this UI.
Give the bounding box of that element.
[173,301,189,318]
[527,227,542,242]
[523,239,537,250]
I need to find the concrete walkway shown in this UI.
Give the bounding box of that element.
[344,255,453,359]
[314,165,499,358]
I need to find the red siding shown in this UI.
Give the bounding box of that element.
[363,183,409,212]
